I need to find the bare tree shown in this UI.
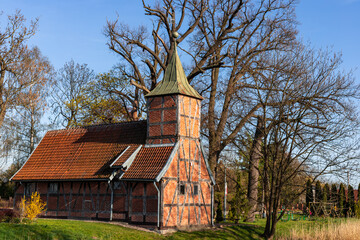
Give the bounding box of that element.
[50,60,95,128]
[105,0,298,180]
[0,10,39,129]
[13,47,53,162]
[251,45,360,239]
[0,46,52,168]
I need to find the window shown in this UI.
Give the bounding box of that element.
[25,183,35,196]
[113,181,121,190]
[179,184,185,195]
[49,183,59,193]
[193,185,199,195]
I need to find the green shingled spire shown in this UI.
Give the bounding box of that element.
[145,33,203,100]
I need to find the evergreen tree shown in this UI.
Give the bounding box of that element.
[331,184,338,204]
[215,197,224,223]
[338,183,346,217]
[229,174,248,223]
[315,181,323,202]
[323,183,330,202]
[306,180,313,207]
[348,185,355,216]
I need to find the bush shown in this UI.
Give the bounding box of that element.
[0,208,19,222]
[215,198,224,223]
[228,175,248,222]
[355,201,360,219]
[19,192,46,222]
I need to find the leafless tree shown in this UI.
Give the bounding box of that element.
[50,60,95,128]
[105,0,298,179]
[249,44,360,239]
[14,47,53,161]
[0,46,53,166]
[0,10,39,129]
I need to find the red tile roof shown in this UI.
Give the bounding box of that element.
[121,146,174,180]
[12,121,147,181]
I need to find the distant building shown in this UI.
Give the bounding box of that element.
[11,41,215,229]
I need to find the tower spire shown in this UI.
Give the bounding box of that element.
[145,32,203,100]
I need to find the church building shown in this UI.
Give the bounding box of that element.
[11,39,215,229]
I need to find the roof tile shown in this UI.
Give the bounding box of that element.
[121,146,174,180]
[12,121,147,181]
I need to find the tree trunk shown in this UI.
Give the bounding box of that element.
[0,71,6,129]
[208,149,220,184]
[0,105,6,130]
[30,106,35,154]
[245,116,264,222]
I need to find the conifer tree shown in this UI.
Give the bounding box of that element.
[323,183,330,202]
[338,183,346,217]
[331,184,338,204]
[306,180,313,207]
[229,173,248,222]
[215,197,224,223]
[348,185,355,216]
[315,181,323,202]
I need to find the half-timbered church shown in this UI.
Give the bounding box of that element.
[11,38,215,229]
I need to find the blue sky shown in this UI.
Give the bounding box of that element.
[1,0,146,73]
[297,0,360,79]
[2,1,360,181]
[1,0,360,80]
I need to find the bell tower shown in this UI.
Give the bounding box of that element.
[145,34,203,145]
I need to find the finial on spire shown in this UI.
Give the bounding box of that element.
[172,31,179,39]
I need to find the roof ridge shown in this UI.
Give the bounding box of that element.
[47,120,147,133]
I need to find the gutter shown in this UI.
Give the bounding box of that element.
[211,184,214,226]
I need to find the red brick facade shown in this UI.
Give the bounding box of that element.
[147,94,213,227]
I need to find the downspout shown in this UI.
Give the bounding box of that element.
[108,180,114,221]
[211,184,214,226]
[153,181,160,229]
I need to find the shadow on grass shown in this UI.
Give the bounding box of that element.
[168,223,264,240]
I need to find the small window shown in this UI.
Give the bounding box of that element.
[179,184,185,195]
[193,185,199,195]
[49,183,59,193]
[114,181,121,190]
[25,183,35,196]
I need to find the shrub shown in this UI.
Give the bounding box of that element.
[355,200,360,218]
[19,192,46,222]
[228,174,248,222]
[0,208,19,222]
[215,198,224,223]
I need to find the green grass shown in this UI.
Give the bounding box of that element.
[0,217,350,240]
[0,219,163,240]
[169,223,264,240]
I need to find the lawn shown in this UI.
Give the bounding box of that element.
[0,219,162,240]
[0,217,356,239]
